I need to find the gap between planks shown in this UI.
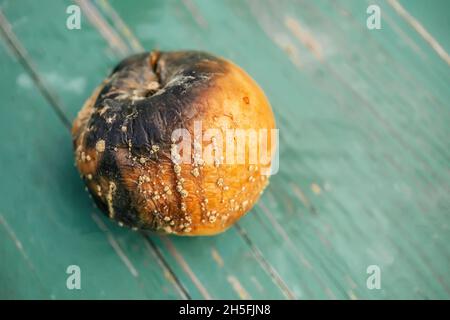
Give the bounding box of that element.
[387,0,450,66]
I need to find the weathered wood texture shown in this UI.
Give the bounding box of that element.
[0,0,448,299]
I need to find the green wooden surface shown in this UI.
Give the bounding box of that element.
[0,0,449,299]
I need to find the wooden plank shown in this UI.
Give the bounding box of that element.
[252,0,450,298]
[393,0,450,65]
